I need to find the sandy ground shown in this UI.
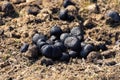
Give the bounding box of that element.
[0,0,120,80]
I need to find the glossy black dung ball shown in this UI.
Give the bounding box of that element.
[49,35,57,41]
[106,10,120,22]
[60,33,70,42]
[59,9,68,20]
[69,50,78,58]
[37,39,47,50]
[41,44,53,58]
[50,25,63,38]
[52,46,62,60]
[60,52,70,62]
[20,43,29,53]
[32,33,46,44]
[63,0,75,8]
[80,44,94,58]
[64,36,81,51]
[54,41,67,52]
[70,27,83,36]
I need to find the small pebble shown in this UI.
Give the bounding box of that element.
[0,30,4,35]
[87,4,99,13]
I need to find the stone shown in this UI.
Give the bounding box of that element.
[87,4,99,13]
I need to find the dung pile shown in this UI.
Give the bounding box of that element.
[19,0,120,66]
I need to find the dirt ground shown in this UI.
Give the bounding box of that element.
[0,0,120,80]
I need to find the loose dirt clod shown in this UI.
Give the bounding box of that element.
[87,51,101,62]
[101,50,116,59]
